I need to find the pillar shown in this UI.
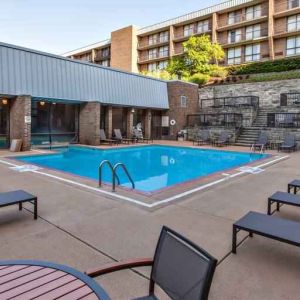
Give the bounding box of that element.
[144,109,152,139]
[79,102,101,146]
[126,108,134,138]
[268,0,275,60]
[9,95,31,151]
[105,106,113,138]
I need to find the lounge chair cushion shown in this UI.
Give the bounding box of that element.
[132,296,158,300]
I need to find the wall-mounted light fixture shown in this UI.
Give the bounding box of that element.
[1,99,8,105]
[40,101,45,106]
[131,108,135,114]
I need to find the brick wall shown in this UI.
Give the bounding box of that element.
[79,102,101,145]
[9,95,31,151]
[111,25,138,73]
[200,79,300,107]
[166,81,199,139]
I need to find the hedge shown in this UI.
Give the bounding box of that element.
[227,57,300,75]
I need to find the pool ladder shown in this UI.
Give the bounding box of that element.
[98,160,135,192]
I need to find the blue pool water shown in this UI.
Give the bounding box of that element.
[16,145,268,193]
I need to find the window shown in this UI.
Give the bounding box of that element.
[246,5,262,20]
[184,24,194,37]
[102,60,110,67]
[149,34,158,45]
[197,20,210,33]
[286,36,300,56]
[227,47,242,64]
[245,44,261,61]
[159,31,169,43]
[180,96,187,108]
[228,29,242,43]
[159,46,169,57]
[148,63,157,72]
[102,48,110,58]
[148,48,158,59]
[158,60,168,70]
[288,0,300,9]
[228,11,242,25]
[246,24,261,40]
[288,15,300,32]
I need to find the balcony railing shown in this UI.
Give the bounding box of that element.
[138,52,169,63]
[187,113,243,128]
[267,113,300,128]
[275,0,300,13]
[200,96,259,109]
[218,9,268,27]
[95,52,110,62]
[280,93,300,106]
[138,38,169,48]
[218,27,268,45]
[174,26,212,40]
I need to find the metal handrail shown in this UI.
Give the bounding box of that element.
[112,163,135,192]
[99,160,120,187]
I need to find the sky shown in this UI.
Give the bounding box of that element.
[0,0,222,55]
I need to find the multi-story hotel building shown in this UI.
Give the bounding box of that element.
[64,0,300,73]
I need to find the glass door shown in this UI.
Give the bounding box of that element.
[0,101,9,148]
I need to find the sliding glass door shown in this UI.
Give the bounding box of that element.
[0,102,9,148]
[31,101,79,146]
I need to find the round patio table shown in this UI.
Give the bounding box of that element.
[0,260,111,300]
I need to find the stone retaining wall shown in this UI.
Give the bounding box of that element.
[200,79,300,107]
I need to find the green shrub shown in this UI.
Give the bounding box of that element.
[188,73,210,85]
[228,57,300,75]
[209,65,228,78]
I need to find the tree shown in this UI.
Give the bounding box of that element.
[167,35,225,78]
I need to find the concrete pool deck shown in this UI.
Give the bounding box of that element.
[0,142,299,299]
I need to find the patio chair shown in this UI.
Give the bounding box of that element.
[85,226,217,300]
[133,129,152,144]
[114,129,134,144]
[193,130,210,146]
[278,134,297,152]
[100,129,118,145]
[214,131,229,147]
[251,131,269,152]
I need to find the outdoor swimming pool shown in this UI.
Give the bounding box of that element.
[15,145,268,193]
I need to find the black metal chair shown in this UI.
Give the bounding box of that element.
[278,134,297,152]
[214,131,229,147]
[193,130,210,146]
[85,226,217,300]
[251,131,269,152]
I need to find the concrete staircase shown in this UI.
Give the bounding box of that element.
[235,108,274,147]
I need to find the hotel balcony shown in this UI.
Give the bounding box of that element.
[94,51,111,62]
[218,27,269,47]
[217,10,268,31]
[274,25,300,38]
[138,52,170,63]
[173,27,212,42]
[137,37,169,50]
[274,0,300,17]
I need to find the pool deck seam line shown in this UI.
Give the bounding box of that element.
[0,155,289,209]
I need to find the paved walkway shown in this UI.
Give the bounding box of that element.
[0,145,299,299]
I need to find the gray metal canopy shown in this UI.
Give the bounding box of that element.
[0,42,169,109]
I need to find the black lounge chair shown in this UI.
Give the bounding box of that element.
[268,191,300,215]
[251,131,269,152]
[288,179,300,194]
[100,129,118,145]
[193,130,210,146]
[278,134,297,152]
[232,211,300,254]
[86,226,217,300]
[113,129,134,144]
[133,129,152,143]
[214,131,229,147]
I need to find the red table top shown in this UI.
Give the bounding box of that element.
[0,260,110,300]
